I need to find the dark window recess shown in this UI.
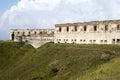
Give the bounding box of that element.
[25,40,28,42]
[22,32,25,36]
[94,25,97,31]
[39,32,42,34]
[17,32,19,34]
[104,40,107,42]
[34,32,37,35]
[59,27,61,32]
[11,32,15,40]
[117,39,120,42]
[75,26,77,31]
[67,27,69,32]
[84,26,87,31]
[113,39,115,42]
[29,32,30,34]
[105,25,108,31]
[117,25,120,30]
[93,40,96,42]
[101,40,103,42]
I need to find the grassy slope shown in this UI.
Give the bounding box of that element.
[0,42,120,80]
[0,41,36,80]
[78,57,120,80]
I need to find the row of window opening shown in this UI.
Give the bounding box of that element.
[16,31,49,35]
[112,39,120,44]
[57,39,108,43]
[58,25,120,32]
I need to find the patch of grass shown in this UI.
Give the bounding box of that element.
[78,57,120,80]
[0,42,120,80]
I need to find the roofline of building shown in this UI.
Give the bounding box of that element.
[10,29,54,30]
[55,19,120,27]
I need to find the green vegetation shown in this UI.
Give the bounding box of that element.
[0,41,120,80]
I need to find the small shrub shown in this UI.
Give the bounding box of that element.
[50,68,59,76]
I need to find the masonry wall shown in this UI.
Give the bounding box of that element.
[10,29,54,48]
[54,20,120,44]
[10,20,120,48]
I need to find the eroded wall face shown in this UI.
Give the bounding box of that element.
[55,21,120,44]
[10,20,120,47]
[10,29,54,48]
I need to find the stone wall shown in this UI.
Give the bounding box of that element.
[10,20,120,48]
[10,29,54,48]
[54,20,120,44]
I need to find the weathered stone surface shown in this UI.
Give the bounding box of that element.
[10,20,120,48]
[10,29,54,48]
[55,20,120,44]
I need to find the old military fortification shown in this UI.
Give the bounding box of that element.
[10,29,54,48]
[2,19,120,80]
[10,20,120,48]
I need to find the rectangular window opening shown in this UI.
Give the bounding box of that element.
[117,25,120,30]
[67,27,69,32]
[59,27,61,32]
[84,26,87,31]
[75,26,77,31]
[105,25,108,31]
[94,25,97,31]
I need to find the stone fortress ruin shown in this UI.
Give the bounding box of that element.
[10,29,54,48]
[10,20,120,48]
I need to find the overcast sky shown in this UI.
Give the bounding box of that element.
[1,0,120,40]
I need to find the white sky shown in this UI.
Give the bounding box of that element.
[1,0,120,39]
